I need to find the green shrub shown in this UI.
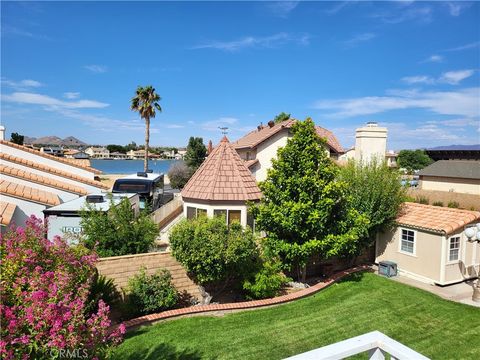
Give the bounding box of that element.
[448,201,460,208]
[170,216,259,286]
[86,269,121,314]
[127,268,178,315]
[416,196,429,205]
[243,261,290,300]
[432,201,444,207]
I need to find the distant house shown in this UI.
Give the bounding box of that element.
[40,146,64,157]
[376,202,480,286]
[110,151,128,159]
[418,160,480,195]
[233,119,344,182]
[181,136,262,228]
[0,126,108,229]
[85,146,110,159]
[127,149,146,159]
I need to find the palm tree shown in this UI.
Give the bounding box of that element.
[130,86,162,172]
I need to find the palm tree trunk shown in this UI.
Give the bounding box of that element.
[144,117,150,172]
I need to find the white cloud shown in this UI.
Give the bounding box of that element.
[2,78,43,90]
[325,1,351,15]
[313,87,480,118]
[372,5,433,24]
[165,124,185,129]
[439,69,475,85]
[2,92,109,109]
[445,1,472,16]
[201,117,238,131]
[265,1,299,18]
[422,54,443,63]
[401,75,435,84]
[84,64,108,73]
[63,92,80,99]
[343,33,376,47]
[444,41,480,52]
[191,33,310,52]
[1,24,51,40]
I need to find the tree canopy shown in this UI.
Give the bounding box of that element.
[250,118,369,280]
[130,85,162,171]
[273,112,291,124]
[397,149,433,172]
[10,132,24,145]
[184,137,207,170]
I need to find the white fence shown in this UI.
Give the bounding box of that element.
[285,331,430,360]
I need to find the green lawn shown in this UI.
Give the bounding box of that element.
[113,272,480,360]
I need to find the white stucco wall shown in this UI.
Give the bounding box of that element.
[1,143,95,179]
[1,195,48,228]
[420,176,480,195]
[254,130,290,182]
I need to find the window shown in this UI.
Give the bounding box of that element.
[228,210,241,225]
[197,208,207,217]
[214,209,227,219]
[186,206,196,220]
[400,229,415,254]
[449,237,460,261]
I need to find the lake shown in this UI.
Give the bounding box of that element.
[90,159,181,174]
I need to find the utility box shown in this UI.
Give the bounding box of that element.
[378,261,397,278]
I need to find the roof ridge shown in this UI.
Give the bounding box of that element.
[0,164,88,196]
[0,153,109,190]
[209,141,226,199]
[1,179,60,206]
[0,140,102,174]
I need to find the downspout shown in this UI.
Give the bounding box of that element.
[439,233,447,285]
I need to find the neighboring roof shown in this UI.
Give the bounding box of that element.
[418,160,480,180]
[0,164,88,196]
[118,172,164,181]
[244,159,259,169]
[182,136,262,202]
[44,193,137,213]
[0,202,16,226]
[0,153,109,190]
[0,140,102,174]
[1,179,60,206]
[396,202,480,235]
[233,119,344,154]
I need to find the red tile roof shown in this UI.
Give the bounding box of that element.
[0,202,16,226]
[396,202,480,235]
[1,179,60,206]
[181,136,262,202]
[0,164,88,196]
[0,140,102,174]
[233,119,344,154]
[0,153,109,190]
[244,159,259,169]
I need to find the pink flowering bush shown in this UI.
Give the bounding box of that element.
[0,216,125,359]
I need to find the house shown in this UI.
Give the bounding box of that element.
[110,151,128,159]
[0,126,108,229]
[40,146,64,157]
[417,160,480,195]
[127,149,146,159]
[233,119,344,182]
[85,146,110,159]
[376,202,480,286]
[181,136,262,227]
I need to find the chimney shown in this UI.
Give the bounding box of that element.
[207,140,213,154]
[0,125,5,141]
[268,120,275,128]
[354,122,388,164]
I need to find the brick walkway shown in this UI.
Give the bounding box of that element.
[123,265,371,329]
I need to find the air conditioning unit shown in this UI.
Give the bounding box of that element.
[378,261,397,278]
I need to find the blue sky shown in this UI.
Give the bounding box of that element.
[1,1,479,149]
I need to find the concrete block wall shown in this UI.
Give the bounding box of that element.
[96,252,201,300]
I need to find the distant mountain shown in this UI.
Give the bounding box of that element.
[23,136,87,146]
[428,144,480,151]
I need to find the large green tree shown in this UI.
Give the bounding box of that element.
[130,86,162,171]
[10,132,24,145]
[251,118,368,281]
[338,159,406,253]
[397,149,433,172]
[184,137,207,170]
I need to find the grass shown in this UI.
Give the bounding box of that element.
[113,272,480,360]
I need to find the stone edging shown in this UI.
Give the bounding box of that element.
[123,264,371,329]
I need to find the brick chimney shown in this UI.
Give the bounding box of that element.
[207,140,213,154]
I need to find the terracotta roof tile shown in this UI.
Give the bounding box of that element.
[0,140,102,174]
[0,164,88,196]
[244,159,259,169]
[396,202,480,235]
[182,137,262,202]
[0,153,109,190]
[0,201,16,226]
[1,179,60,206]
[233,119,344,154]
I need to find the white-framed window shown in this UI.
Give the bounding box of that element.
[448,236,460,262]
[400,229,415,255]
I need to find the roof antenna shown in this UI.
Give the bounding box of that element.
[218,126,229,135]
